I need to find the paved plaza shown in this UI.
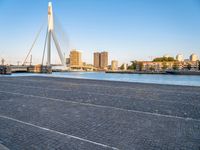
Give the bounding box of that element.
[0,76,200,150]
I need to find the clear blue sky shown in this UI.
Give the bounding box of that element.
[0,0,200,65]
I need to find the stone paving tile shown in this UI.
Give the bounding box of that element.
[0,82,200,120]
[1,77,200,104]
[0,118,113,150]
[0,76,200,150]
[0,93,200,150]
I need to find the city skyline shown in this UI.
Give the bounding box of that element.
[1,1,200,149]
[0,0,200,65]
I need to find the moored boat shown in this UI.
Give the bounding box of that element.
[166,70,200,75]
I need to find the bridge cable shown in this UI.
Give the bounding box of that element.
[54,15,71,54]
[22,23,45,66]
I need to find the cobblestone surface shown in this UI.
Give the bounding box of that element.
[0,118,112,150]
[0,76,200,150]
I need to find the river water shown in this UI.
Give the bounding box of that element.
[7,72,200,86]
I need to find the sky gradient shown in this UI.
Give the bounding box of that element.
[0,0,200,65]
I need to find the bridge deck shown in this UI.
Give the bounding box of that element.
[0,76,200,150]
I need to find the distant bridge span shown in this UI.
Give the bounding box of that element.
[11,66,28,72]
[70,65,97,71]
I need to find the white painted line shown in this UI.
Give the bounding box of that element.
[0,115,119,150]
[0,90,199,122]
[0,144,9,150]
[0,82,198,106]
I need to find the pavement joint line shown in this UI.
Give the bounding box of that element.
[0,82,198,106]
[0,90,200,122]
[0,115,119,150]
[1,78,126,89]
[0,78,151,92]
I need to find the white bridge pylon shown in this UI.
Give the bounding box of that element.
[47,2,65,67]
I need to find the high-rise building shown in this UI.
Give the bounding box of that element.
[111,60,118,71]
[70,50,82,66]
[93,51,108,69]
[176,54,184,62]
[100,51,108,69]
[190,54,198,62]
[94,52,100,68]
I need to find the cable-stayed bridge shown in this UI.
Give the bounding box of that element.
[10,2,67,74]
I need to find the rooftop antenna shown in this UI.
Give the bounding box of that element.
[1,58,5,65]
